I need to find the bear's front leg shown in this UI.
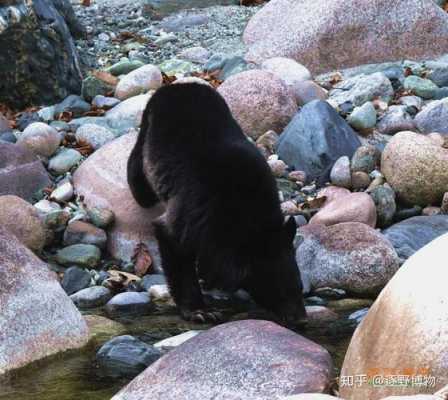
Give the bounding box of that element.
[153,220,222,323]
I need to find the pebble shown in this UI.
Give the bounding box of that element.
[105,292,152,317]
[351,145,380,174]
[34,199,61,214]
[50,181,74,202]
[268,157,288,177]
[63,221,107,249]
[75,123,116,150]
[347,101,377,130]
[92,95,121,109]
[294,80,328,106]
[141,274,166,291]
[330,156,351,188]
[87,206,115,228]
[422,206,441,216]
[48,149,83,174]
[148,284,172,303]
[106,59,145,76]
[96,335,161,378]
[54,95,91,117]
[178,46,211,64]
[61,266,92,295]
[369,185,397,228]
[115,64,163,100]
[376,105,415,134]
[348,308,369,324]
[351,171,370,190]
[56,244,101,268]
[70,286,113,309]
[17,122,61,157]
[403,75,439,99]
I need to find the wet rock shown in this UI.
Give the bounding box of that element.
[294,81,328,106]
[0,195,48,253]
[141,274,167,291]
[305,306,339,323]
[347,101,377,131]
[329,73,394,108]
[310,192,377,227]
[111,320,334,400]
[414,98,448,134]
[48,148,82,174]
[277,100,361,183]
[218,70,297,139]
[218,56,249,81]
[61,266,92,295]
[75,123,116,150]
[403,76,439,99]
[63,221,107,249]
[347,308,369,324]
[297,222,400,296]
[383,215,448,260]
[82,74,116,102]
[54,95,91,117]
[97,335,162,379]
[70,285,113,309]
[381,131,448,205]
[115,65,162,101]
[243,0,448,74]
[369,185,397,228]
[73,133,163,261]
[377,105,416,135]
[153,331,202,351]
[85,315,127,344]
[17,122,61,157]
[105,292,152,317]
[340,233,448,399]
[0,228,89,374]
[0,0,83,108]
[55,244,101,268]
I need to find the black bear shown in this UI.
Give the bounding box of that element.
[127,82,306,323]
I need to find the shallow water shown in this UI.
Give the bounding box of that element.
[0,307,356,400]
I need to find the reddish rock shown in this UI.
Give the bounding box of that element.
[295,81,328,106]
[244,0,448,74]
[73,133,164,262]
[0,228,89,374]
[0,195,48,253]
[112,320,334,400]
[310,192,377,228]
[63,220,107,249]
[317,186,351,205]
[297,223,400,296]
[0,142,51,202]
[218,70,297,139]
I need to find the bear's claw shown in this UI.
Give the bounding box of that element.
[181,309,224,324]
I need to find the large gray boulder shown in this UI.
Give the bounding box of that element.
[0,227,89,374]
[277,100,361,183]
[243,0,448,74]
[0,0,83,108]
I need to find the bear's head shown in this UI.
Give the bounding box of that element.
[247,217,307,324]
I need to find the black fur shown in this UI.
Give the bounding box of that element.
[127,83,306,323]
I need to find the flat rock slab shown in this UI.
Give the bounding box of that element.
[0,227,89,374]
[112,320,334,400]
[0,142,51,202]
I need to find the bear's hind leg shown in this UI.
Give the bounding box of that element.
[153,220,222,323]
[127,140,160,208]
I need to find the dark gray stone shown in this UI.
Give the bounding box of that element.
[277,100,361,183]
[105,292,152,317]
[61,266,92,295]
[370,185,397,228]
[383,215,448,260]
[96,335,161,378]
[55,95,91,117]
[415,99,448,134]
[0,0,83,108]
[70,285,112,309]
[16,112,41,131]
[0,142,51,202]
[0,131,16,143]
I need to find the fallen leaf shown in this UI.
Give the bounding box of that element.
[132,242,153,277]
[81,0,91,6]
[104,270,141,292]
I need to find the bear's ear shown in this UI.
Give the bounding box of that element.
[284,216,297,243]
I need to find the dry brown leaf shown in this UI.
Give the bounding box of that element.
[103,270,141,292]
[81,0,91,6]
[190,71,223,88]
[132,242,153,277]
[301,196,327,210]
